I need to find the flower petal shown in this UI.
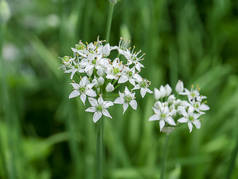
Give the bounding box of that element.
[149,114,159,121]
[85,107,96,113]
[166,117,176,126]
[200,104,210,111]
[93,112,102,123]
[193,120,201,129]
[123,103,129,113]
[188,122,193,132]
[129,100,137,110]
[86,89,97,97]
[102,109,112,118]
[69,90,80,99]
[88,97,98,106]
[159,120,165,131]
[178,117,188,123]
[80,94,86,104]
[114,97,123,104]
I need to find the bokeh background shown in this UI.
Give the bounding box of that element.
[1,0,238,178]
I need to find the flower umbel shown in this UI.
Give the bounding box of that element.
[60,38,151,122]
[149,80,209,133]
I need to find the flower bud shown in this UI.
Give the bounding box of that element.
[176,80,184,93]
[106,83,114,92]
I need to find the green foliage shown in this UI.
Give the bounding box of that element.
[0,0,238,178]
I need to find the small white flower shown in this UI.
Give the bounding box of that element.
[149,102,176,131]
[114,87,137,113]
[106,58,123,80]
[106,83,114,92]
[69,76,96,104]
[178,107,201,132]
[175,80,184,93]
[86,96,114,123]
[133,79,152,98]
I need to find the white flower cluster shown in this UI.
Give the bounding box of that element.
[60,38,152,123]
[149,80,209,133]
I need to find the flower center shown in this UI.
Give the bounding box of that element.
[189,116,194,121]
[76,44,85,50]
[128,71,133,77]
[191,92,196,98]
[160,113,166,119]
[96,105,103,111]
[113,68,120,75]
[92,59,97,65]
[80,87,85,93]
[124,95,132,103]
[140,81,147,88]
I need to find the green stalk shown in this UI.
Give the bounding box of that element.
[95,2,115,178]
[0,22,17,179]
[105,2,115,42]
[96,118,104,179]
[160,134,169,179]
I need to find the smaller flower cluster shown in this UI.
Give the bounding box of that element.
[60,38,152,123]
[149,80,209,133]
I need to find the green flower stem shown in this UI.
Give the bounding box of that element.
[95,1,115,179]
[105,2,115,42]
[0,22,17,179]
[96,118,104,179]
[160,134,170,179]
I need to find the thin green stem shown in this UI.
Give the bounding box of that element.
[95,2,115,178]
[96,118,104,179]
[226,139,238,179]
[105,2,115,42]
[160,134,169,179]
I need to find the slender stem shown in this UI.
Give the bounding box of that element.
[95,2,115,178]
[96,118,104,179]
[105,2,115,42]
[160,134,169,179]
[226,139,238,179]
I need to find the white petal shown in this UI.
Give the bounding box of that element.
[123,103,129,113]
[86,89,97,97]
[98,96,104,105]
[166,117,176,126]
[114,97,123,104]
[80,94,87,104]
[149,114,159,121]
[104,101,114,108]
[140,88,147,98]
[93,112,102,123]
[80,76,89,86]
[71,83,80,89]
[178,117,188,123]
[69,90,80,99]
[88,97,98,106]
[118,75,128,84]
[129,100,137,110]
[159,120,165,131]
[102,109,112,118]
[70,69,77,79]
[193,120,201,129]
[200,104,210,111]
[85,107,96,113]
[188,122,193,132]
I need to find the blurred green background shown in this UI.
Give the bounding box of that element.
[0,0,238,178]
